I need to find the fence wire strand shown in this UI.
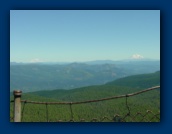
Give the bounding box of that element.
[69,103,74,121]
[45,103,49,122]
[21,101,27,121]
[126,95,130,116]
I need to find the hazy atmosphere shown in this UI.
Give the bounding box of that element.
[10,10,160,63]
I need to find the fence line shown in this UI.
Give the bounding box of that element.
[10,86,160,122]
[16,86,160,105]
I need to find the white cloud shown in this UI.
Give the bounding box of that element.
[30,58,43,63]
[131,54,144,59]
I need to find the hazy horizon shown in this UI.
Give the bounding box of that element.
[10,58,160,64]
[10,10,160,63]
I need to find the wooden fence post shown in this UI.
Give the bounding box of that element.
[13,90,22,122]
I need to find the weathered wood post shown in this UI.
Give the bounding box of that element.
[13,90,22,122]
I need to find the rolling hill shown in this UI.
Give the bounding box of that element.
[106,71,160,88]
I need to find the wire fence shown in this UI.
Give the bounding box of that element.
[10,86,160,122]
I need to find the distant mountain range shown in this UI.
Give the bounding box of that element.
[10,60,160,92]
[10,59,159,65]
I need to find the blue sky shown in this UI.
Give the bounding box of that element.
[10,10,160,62]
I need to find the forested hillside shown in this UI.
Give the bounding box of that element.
[10,71,160,122]
[106,71,160,88]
